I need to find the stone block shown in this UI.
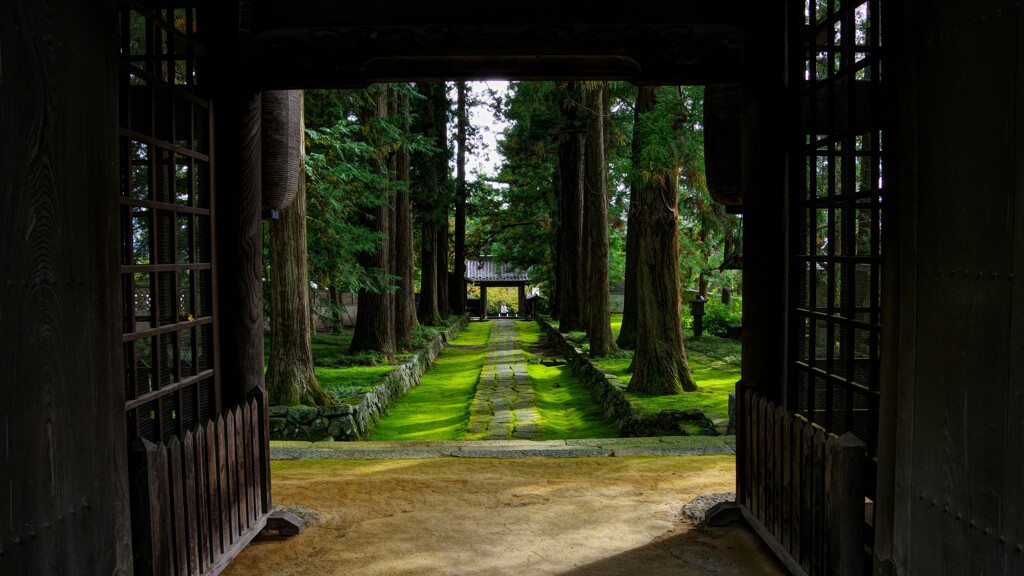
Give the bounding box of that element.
[286,405,319,425]
[328,415,358,440]
[269,417,287,434]
[268,405,289,418]
[318,404,354,417]
[311,417,329,431]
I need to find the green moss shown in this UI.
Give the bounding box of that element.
[366,322,493,441]
[451,320,493,346]
[529,361,619,439]
[610,313,623,341]
[593,353,738,422]
[316,365,396,397]
[518,321,619,439]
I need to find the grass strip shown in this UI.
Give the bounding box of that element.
[366,322,494,441]
[518,321,619,439]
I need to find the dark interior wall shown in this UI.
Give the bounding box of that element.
[0,0,130,574]
[890,0,1024,573]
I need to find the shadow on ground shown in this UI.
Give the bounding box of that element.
[223,456,786,576]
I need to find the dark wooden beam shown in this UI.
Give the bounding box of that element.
[246,1,754,87]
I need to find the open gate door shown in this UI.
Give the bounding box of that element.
[117,4,271,574]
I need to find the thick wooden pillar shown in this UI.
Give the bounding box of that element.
[213,89,264,406]
[518,285,528,318]
[0,0,130,573]
[209,6,265,408]
[740,3,788,404]
[480,286,488,320]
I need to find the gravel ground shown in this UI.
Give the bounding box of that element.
[222,456,785,576]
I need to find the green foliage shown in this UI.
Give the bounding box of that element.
[303,85,438,330]
[698,296,743,337]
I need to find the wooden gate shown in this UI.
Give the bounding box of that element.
[738,388,867,576]
[118,3,270,573]
[739,0,887,573]
[130,398,269,575]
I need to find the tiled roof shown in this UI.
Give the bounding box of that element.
[464,257,530,283]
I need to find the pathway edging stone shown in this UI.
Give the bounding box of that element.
[269,314,469,442]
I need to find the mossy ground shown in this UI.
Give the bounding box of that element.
[369,320,618,441]
[518,321,619,439]
[366,322,494,441]
[589,313,740,424]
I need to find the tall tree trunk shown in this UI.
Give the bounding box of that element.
[628,86,697,394]
[557,81,585,332]
[328,286,344,333]
[418,221,443,325]
[267,93,329,405]
[579,176,592,328]
[395,90,417,348]
[350,87,395,356]
[452,81,468,314]
[585,82,617,357]
[436,224,450,319]
[616,88,644,350]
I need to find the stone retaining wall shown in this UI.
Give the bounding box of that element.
[536,317,719,437]
[270,314,470,442]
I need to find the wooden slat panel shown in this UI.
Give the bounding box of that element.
[780,406,791,552]
[205,420,222,561]
[800,422,814,574]
[753,395,762,521]
[745,389,753,506]
[774,405,784,541]
[193,426,212,572]
[823,434,837,575]
[812,427,826,576]
[234,407,250,532]
[167,437,188,575]
[150,441,175,576]
[239,404,252,528]
[249,398,262,519]
[183,432,201,576]
[760,396,770,526]
[216,415,232,550]
[825,432,865,576]
[791,417,804,563]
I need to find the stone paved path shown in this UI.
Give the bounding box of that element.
[467,319,543,440]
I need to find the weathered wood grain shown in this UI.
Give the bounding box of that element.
[226,412,239,545]
[183,431,201,575]
[0,0,127,574]
[233,407,249,531]
[205,419,222,561]
[791,417,804,564]
[168,437,188,573]
[193,426,211,569]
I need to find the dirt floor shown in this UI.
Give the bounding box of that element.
[222,456,787,576]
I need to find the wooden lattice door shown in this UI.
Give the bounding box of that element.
[119,3,269,574]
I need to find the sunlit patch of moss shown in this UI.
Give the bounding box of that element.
[593,353,738,423]
[518,321,619,439]
[316,365,396,398]
[529,362,619,439]
[450,320,493,346]
[610,314,623,340]
[366,322,493,441]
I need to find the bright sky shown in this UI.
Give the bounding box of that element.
[460,80,509,182]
